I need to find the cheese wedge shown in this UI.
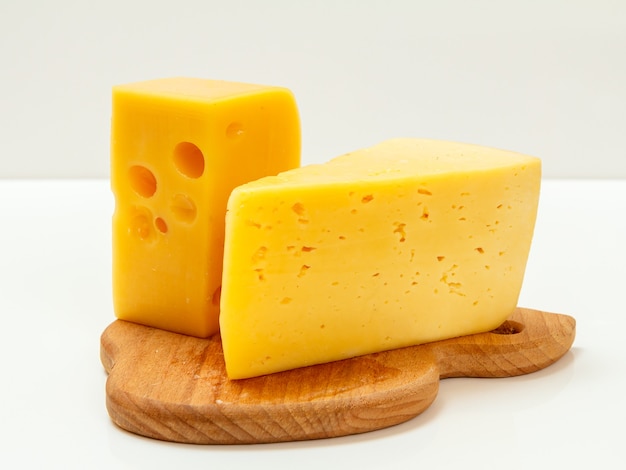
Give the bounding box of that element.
[220,138,541,378]
[111,77,300,338]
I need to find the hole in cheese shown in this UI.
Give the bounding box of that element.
[154,217,168,233]
[128,207,154,241]
[173,142,205,178]
[226,122,244,138]
[128,165,157,198]
[170,193,197,223]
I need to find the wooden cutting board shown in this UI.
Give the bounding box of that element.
[100,307,575,444]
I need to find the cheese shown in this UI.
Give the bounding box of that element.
[220,138,541,378]
[111,77,300,338]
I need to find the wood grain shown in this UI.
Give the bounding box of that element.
[100,307,575,444]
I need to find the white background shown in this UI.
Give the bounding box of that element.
[1,0,625,178]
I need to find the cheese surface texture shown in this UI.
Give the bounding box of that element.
[111,77,300,337]
[220,139,541,378]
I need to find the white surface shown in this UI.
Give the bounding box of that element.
[0,179,623,469]
[1,1,626,179]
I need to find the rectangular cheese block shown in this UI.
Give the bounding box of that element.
[111,77,300,338]
[220,138,541,378]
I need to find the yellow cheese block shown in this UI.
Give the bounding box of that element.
[111,77,300,338]
[220,138,541,378]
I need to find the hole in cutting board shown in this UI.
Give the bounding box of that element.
[490,320,524,335]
